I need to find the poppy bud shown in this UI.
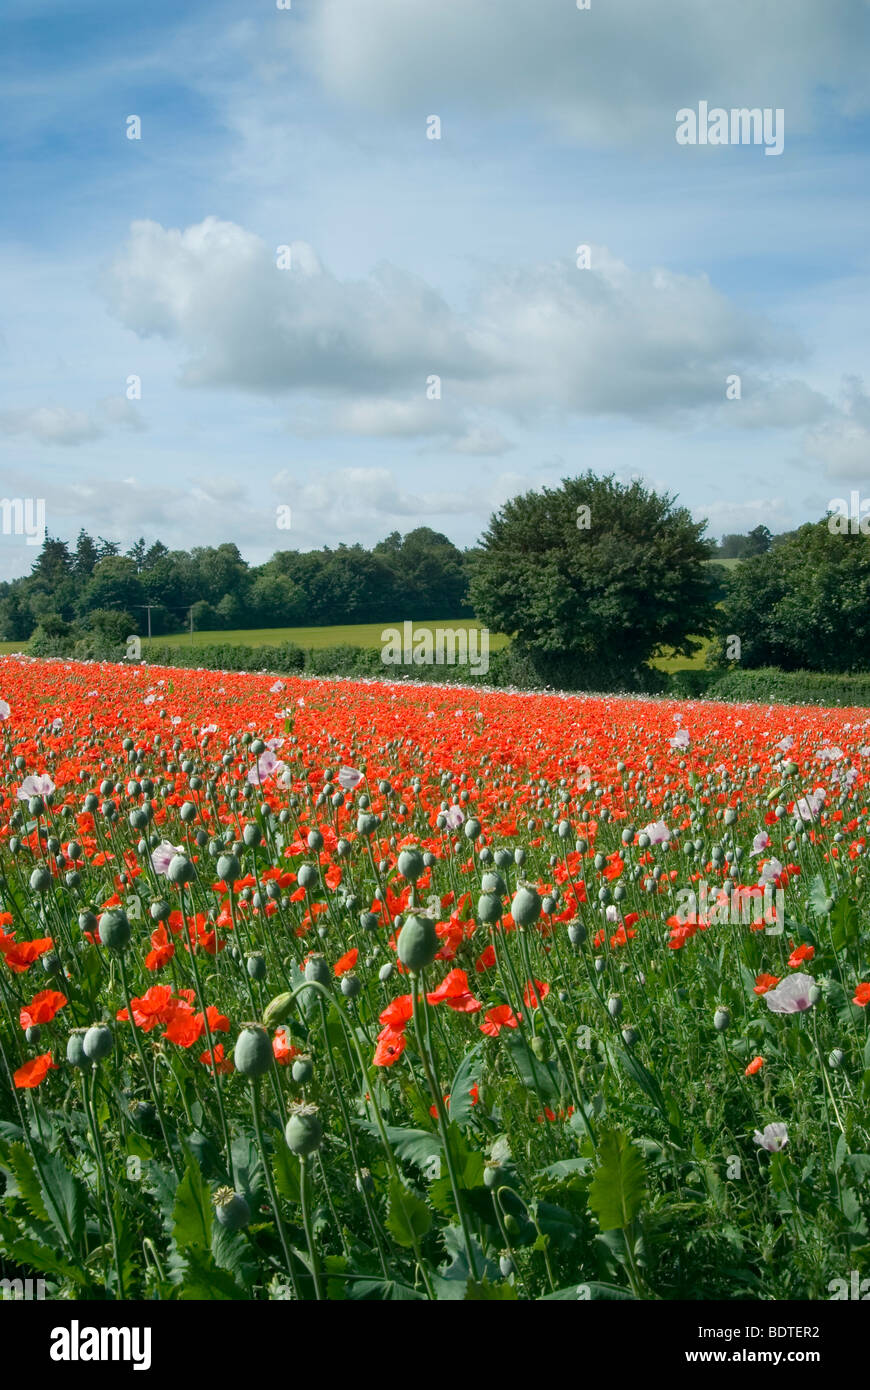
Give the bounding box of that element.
[247,953,266,981]
[714,1006,731,1032]
[607,994,623,1019]
[263,992,295,1027]
[292,1055,314,1084]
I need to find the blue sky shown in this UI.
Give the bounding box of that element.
[1,0,869,579]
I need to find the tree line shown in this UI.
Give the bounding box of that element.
[0,527,473,645]
[1,477,863,685]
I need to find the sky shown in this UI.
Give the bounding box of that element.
[1,0,869,580]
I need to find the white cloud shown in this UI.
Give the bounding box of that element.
[0,406,103,446]
[103,218,812,432]
[298,0,870,142]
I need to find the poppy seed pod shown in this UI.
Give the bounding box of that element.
[511,885,541,927]
[567,919,587,947]
[476,893,501,924]
[83,1023,113,1062]
[285,1103,323,1156]
[246,953,266,981]
[214,1187,252,1232]
[397,913,439,972]
[216,854,240,884]
[292,1054,314,1084]
[66,1029,91,1069]
[397,847,424,883]
[714,1006,731,1032]
[297,863,318,890]
[234,1024,273,1078]
[304,954,331,987]
[607,994,623,1019]
[98,909,131,951]
[29,866,52,894]
[243,824,262,848]
[166,854,196,886]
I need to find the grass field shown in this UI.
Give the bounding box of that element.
[0,620,708,669]
[140,619,510,654]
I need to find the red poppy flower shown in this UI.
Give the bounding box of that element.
[426,968,482,1013]
[333,947,358,977]
[273,1028,300,1065]
[754,973,780,996]
[523,979,550,1009]
[480,1004,521,1037]
[853,982,870,1008]
[19,989,67,1030]
[14,1052,57,1088]
[373,1032,407,1066]
[788,943,815,969]
[379,994,414,1031]
[1,936,54,973]
[199,1043,233,1074]
[745,1055,765,1076]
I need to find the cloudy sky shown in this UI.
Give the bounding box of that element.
[1,0,869,580]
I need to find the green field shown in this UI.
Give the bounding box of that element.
[141,619,510,654]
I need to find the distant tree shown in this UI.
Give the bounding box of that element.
[471,472,717,690]
[716,518,870,672]
[743,524,772,556]
[74,530,101,579]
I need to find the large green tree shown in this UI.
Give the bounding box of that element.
[470,472,716,689]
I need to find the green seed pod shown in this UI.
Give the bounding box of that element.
[247,953,266,981]
[217,854,240,885]
[234,1023,273,1078]
[341,974,362,999]
[292,1054,314,1084]
[98,909,131,951]
[828,1048,845,1069]
[714,1006,731,1032]
[476,893,501,924]
[29,865,52,894]
[480,871,505,897]
[66,1029,91,1069]
[167,854,196,886]
[397,848,424,883]
[378,961,395,982]
[263,992,294,1027]
[25,1024,41,1045]
[243,824,262,848]
[530,1034,550,1061]
[304,954,331,987]
[214,1187,251,1231]
[83,1024,113,1062]
[284,1103,323,1156]
[510,885,541,927]
[397,913,439,972]
[464,817,481,842]
[607,994,623,1019]
[567,919,587,947]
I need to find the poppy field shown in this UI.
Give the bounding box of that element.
[0,656,869,1303]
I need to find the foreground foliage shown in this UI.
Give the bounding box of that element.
[0,657,868,1301]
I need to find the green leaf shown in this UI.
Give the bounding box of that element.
[830,897,860,952]
[808,873,833,918]
[447,1042,484,1126]
[503,1030,564,1101]
[386,1177,433,1248]
[541,1280,636,1300]
[172,1153,213,1253]
[355,1120,442,1171]
[272,1139,301,1204]
[588,1129,646,1232]
[178,1247,247,1299]
[32,1143,86,1249]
